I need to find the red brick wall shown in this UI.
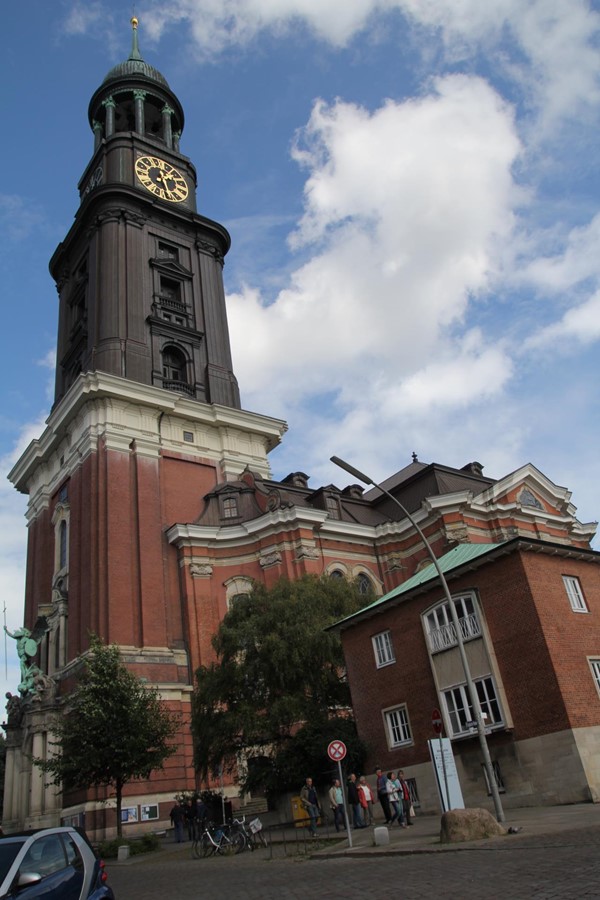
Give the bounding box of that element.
[341,548,600,774]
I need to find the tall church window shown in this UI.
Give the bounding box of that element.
[159,277,182,308]
[162,346,187,383]
[225,576,253,609]
[158,276,187,325]
[52,499,70,577]
[51,496,70,673]
[356,573,373,595]
[59,521,68,571]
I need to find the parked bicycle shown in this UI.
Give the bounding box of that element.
[230,815,268,851]
[192,821,245,858]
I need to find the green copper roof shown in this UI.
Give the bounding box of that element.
[103,18,169,88]
[333,541,505,629]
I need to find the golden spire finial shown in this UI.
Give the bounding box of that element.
[131,15,139,29]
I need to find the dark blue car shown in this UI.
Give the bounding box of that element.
[0,826,115,899]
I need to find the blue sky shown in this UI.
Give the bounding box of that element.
[1,0,599,700]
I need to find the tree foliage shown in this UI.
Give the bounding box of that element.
[191,575,368,793]
[38,637,179,835]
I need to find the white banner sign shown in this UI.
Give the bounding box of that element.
[428,737,465,813]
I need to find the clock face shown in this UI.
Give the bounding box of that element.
[135,156,189,203]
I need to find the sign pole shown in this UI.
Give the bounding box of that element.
[432,709,451,812]
[327,739,351,848]
[439,732,451,811]
[338,759,352,848]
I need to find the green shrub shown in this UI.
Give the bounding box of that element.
[97,833,160,859]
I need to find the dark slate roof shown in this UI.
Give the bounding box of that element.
[194,459,495,529]
[103,58,169,88]
[103,18,169,88]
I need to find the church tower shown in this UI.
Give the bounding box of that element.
[4,19,286,836]
[53,17,240,409]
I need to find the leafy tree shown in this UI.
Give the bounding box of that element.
[191,575,368,793]
[38,637,179,836]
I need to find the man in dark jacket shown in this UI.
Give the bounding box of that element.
[376,767,392,823]
[348,773,365,828]
[300,777,321,837]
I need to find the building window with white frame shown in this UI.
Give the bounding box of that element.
[424,593,481,653]
[563,575,587,613]
[222,496,239,519]
[225,576,253,609]
[589,659,600,696]
[372,630,395,668]
[384,704,412,748]
[443,675,503,738]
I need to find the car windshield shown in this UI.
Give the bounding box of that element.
[0,839,27,882]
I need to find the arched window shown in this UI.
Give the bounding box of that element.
[59,521,68,571]
[356,573,373,595]
[330,569,344,579]
[162,346,187,384]
[225,576,253,609]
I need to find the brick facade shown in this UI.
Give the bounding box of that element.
[338,541,600,811]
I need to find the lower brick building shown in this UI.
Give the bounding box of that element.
[332,536,600,813]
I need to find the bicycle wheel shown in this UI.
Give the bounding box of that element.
[233,832,247,854]
[219,835,237,856]
[254,829,268,849]
[200,833,214,858]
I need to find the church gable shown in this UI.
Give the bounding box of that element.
[470,464,597,545]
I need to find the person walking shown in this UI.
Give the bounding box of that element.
[376,767,392,824]
[358,776,375,826]
[398,770,414,825]
[170,800,186,842]
[300,777,321,837]
[328,778,345,832]
[347,773,365,828]
[386,772,401,825]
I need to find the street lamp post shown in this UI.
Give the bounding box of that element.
[330,455,505,823]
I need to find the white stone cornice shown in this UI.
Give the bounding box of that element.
[166,505,330,547]
[9,371,288,496]
[476,463,573,511]
[425,491,473,512]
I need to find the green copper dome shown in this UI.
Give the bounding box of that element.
[102,17,170,88]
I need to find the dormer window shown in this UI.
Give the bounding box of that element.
[325,495,340,520]
[222,497,239,519]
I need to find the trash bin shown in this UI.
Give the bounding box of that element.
[291,796,310,828]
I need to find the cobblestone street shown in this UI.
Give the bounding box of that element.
[107,823,600,899]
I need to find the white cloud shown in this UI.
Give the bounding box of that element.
[230,75,521,416]
[141,0,600,127]
[63,2,106,35]
[523,214,600,293]
[525,290,600,351]
[0,195,45,243]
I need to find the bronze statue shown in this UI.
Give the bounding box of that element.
[4,617,49,696]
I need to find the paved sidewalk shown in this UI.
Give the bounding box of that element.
[312,802,600,857]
